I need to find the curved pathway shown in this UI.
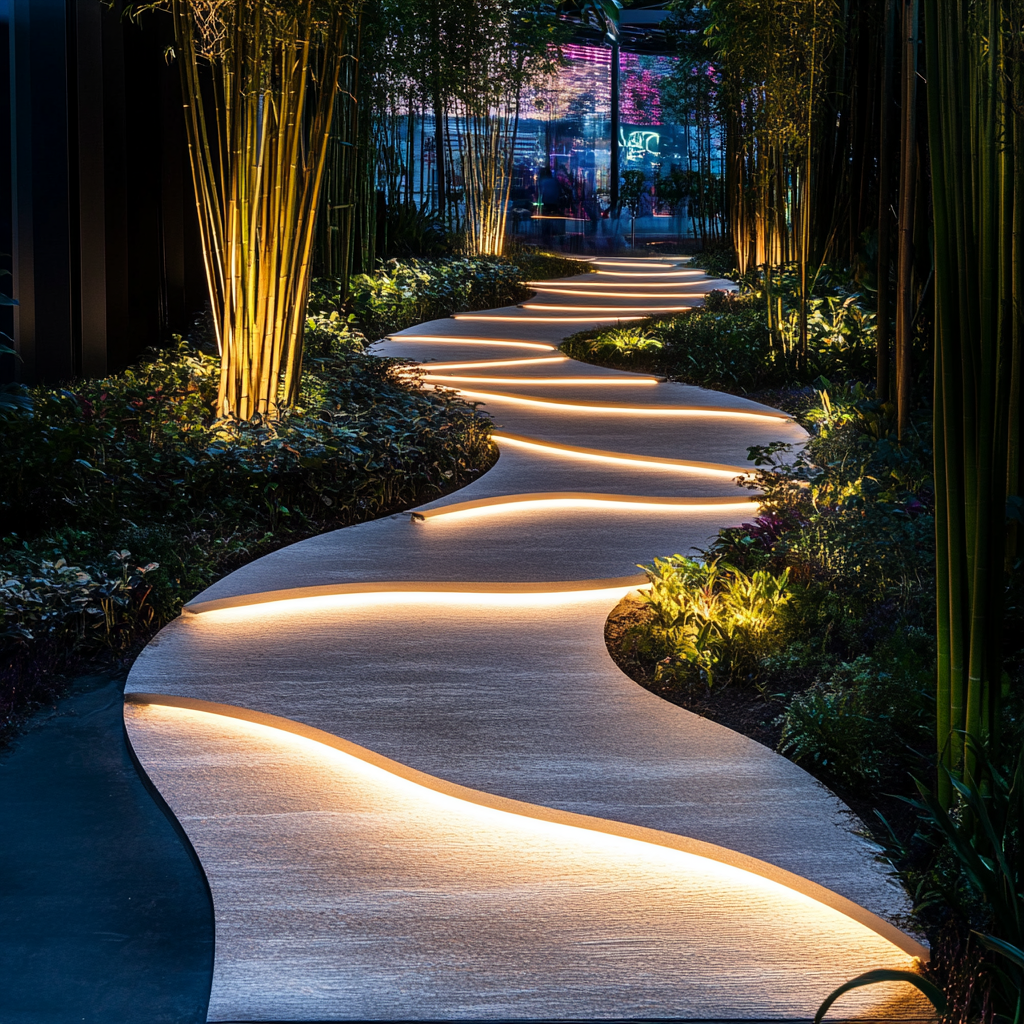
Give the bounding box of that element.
[125,258,928,1021]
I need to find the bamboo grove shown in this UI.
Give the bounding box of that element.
[686,0,933,423]
[925,0,1024,800]
[673,0,1023,798]
[315,0,564,280]
[141,0,357,421]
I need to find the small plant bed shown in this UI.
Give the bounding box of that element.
[340,248,594,340]
[604,376,1024,977]
[561,269,876,408]
[0,318,494,741]
[604,383,941,824]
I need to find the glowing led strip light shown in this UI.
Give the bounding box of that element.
[492,432,749,477]
[528,280,704,292]
[387,335,557,351]
[521,303,695,314]
[596,270,709,278]
[454,314,645,323]
[592,260,682,268]
[453,388,793,421]
[123,691,930,962]
[525,289,706,300]
[183,576,650,616]
[419,356,569,371]
[417,493,758,522]
[527,286,709,298]
[423,374,661,386]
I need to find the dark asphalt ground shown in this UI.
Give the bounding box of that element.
[0,674,214,1023]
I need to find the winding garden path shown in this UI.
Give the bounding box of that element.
[125,258,930,1021]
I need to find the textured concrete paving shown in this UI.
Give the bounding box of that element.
[124,258,929,1021]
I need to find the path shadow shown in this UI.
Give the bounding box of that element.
[0,675,213,1023]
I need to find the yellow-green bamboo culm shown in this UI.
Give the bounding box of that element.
[924,0,1023,804]
[163,0,356,421]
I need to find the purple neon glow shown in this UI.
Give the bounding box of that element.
[525,44,678,126]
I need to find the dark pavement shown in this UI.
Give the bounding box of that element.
[0,674,214,1023]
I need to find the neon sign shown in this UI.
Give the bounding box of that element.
[620,129,660,162]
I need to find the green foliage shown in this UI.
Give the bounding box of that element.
[576,325,663,359]
[777,645,933,790]
[687,249,737,279]
[562,294,771,389]
[347,256,529,339]
[342,249,593,340]
[814,970,947,1024]
[0,338,493,730]
[1,550,161,651]
[382,204,452,259]
[636,555,791,688]
[619,169,647,217]
[626,378,937,801]
[907,745,1024,1013]
[564,278,876,392]
[504,244,596,282]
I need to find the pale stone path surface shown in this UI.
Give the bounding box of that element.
[125,258,930,1021]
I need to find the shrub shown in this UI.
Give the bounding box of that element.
[686,248,737,280]
[776,643,932,790]
[0,338,493,733]
[636,555,791,688]
[382,204,452,259]
[563,274,877,393]
[578,324,663,359]
[502,241,597,282]
[347,256,529,339]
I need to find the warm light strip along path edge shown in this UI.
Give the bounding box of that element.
[124,692,929,963]
[387,335,558,350]
[491,431,751,476]
[454,314,648,323]
[416,493,758,522]
[447,388,794,420]
[182,576,651,615]
[527,277,707,287]
[420,374,663,386]
[420,356,569,370]
[520,303,697,313]
[525,288,712,298]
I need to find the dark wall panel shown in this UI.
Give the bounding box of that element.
[7,0,205,386]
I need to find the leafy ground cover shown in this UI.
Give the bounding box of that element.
[344,249,593,340]
[0,313,493,741]
[0,246,591,739]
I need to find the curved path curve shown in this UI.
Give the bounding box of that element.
[125,258,929,1021]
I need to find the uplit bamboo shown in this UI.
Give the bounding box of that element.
[925,0,1023,801]
[457,108,518,256]
[156,0,355,421]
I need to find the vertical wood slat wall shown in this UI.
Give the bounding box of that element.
[4,0,205,387]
